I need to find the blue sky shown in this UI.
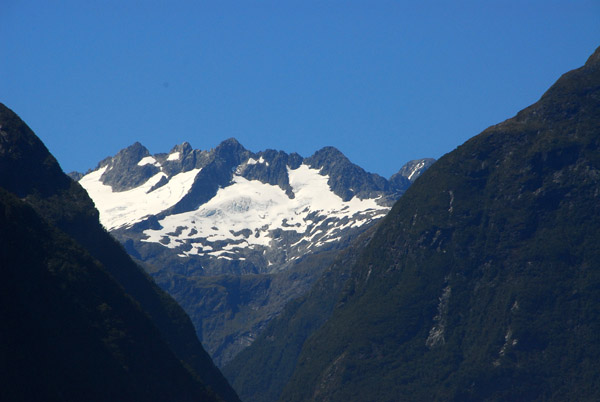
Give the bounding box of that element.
[1,1,599,178]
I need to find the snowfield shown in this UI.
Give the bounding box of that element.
[141,164,388,258]
[80,166,201,230]
[80,161,390,260]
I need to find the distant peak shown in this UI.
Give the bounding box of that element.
[127,141,145,149]
[314,146,344,156]
[118,142,150,158]
[170,141,193,154]
[220,137,242,147]
[215,137,247,154]
[304,146,351,172]
[308,146,348,164]
[390,158,436,188]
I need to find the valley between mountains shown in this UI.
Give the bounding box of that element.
[3,45,599,402]
[75,139,433,366]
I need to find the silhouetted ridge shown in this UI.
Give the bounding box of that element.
[0,188,218,402]
[0,104,240,402]
[0,103,70,198]
[237,46,600,401]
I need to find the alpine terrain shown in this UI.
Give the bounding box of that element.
[76,139,433,365]
[0,103,239,402]
[227,46,600,401]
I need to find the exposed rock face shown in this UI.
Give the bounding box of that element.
[99,142,159,191]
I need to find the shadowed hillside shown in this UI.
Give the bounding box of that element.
[0,103,239,402]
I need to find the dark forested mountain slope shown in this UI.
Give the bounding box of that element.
[0,188,216,401]
[280,47,600,401]
[223,225,379,402]
[0,103,239,402]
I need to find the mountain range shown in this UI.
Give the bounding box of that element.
[75,138,433,365]
[3,44,598,402]
[225,46,600,401]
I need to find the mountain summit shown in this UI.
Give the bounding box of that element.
[78,139,433,365]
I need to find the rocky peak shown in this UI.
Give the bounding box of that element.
[169,141,193,155]
[394,158,437,183]
[288,152,304,170]
[121,141,149,158]
[305,146,346,164]
[67,171,84,181]
[237,149,297,197]
[161,141,210,176]
[99,142,161,192]
[162,138,250,215]
[305,146,388,202]
[212,137,250,164]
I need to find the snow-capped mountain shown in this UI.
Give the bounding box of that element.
[80,139,432,274]
[77,138,434,365]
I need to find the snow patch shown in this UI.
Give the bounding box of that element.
[138,156,160,167]
[407,161,425,181]
[79,166,201,230]
[167,152,181,161]
[246,156,269,166]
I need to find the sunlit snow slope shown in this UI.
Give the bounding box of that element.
[80,166,201,230]
[142,164,388,260]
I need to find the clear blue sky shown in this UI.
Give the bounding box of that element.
[1,1,599,177]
